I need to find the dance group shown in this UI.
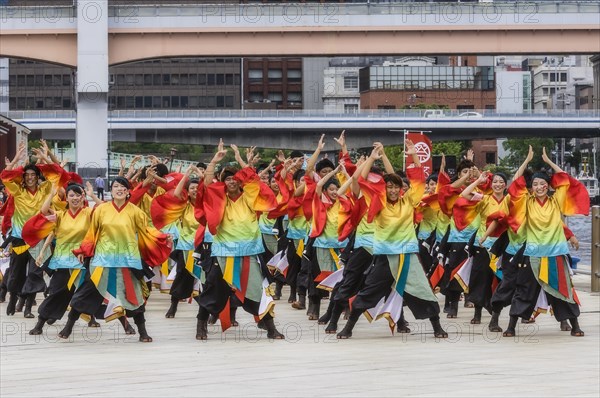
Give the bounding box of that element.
[0,131,589,343]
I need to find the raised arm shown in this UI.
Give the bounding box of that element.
[542,146,563,173]
[85,182,103,206]
[204,139,227,185]
[306,134,326,175]
[334,130,348,155]
[40,187,58,216]
[174,165,194,199]
[361,145,382,179]
[513,145,533,180]
[316,165,341,196]
[460,171,489,199]
[405,139,421,168]
[230,144,248,169]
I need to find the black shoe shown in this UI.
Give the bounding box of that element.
[58,317,77,339]
[470,306,482,325]
[430,316,448,338]
[208,313,218,325]
[337,309,361,339]
[307,297,321,321]
[488,311,502,332]
[569,318,584,337]
[15,295,25,312]
[397,313,410,334]
[263,317,284,339]
[23,295,35,319]
[6,294,17,316]
[196,318,208,340]
[165,298,178,318]
[29,317,47,335]
[318,299,335,325]
[134,314,152,342]
[291,295,306,310]
[230,307,238,327]
[119,316,136,335]
[502,315,518,337]
[287,286,297,303]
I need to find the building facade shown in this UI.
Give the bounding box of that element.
[243,58,302,110]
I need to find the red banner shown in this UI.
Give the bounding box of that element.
[405,131,433,177]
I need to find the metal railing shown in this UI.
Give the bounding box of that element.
[6,109,600,120]
[3,1,600,20]
[592,205,600,292]
[107,151,197,172]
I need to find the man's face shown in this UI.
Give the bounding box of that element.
[23,170,38,189]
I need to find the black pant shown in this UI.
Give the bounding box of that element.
[352,255,440,320]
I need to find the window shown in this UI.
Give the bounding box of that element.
[135,74,144,86]
[198,74,206,85]
[135,97,143,108]
[344,104,359,113]
[207,74,215,85]
[225,74,233,85]
[225,96,234,108]
[26,75,34,86]
[17,75,25,86]
[63,75,71,86]
[153,74,162,85]
[216,74,225,85]
[287,69,302,83]
[189,74,198,85]
[267,69,282,83]
[485,152,496,165]
[152,96,161,107]
[171,96,179,107]
[180,96,189,108]
[162,74,170,85]
[126,96,135,108]
[344,76,358,90]
[144,74,152,85]
[248,69,263,83]
[144,96,152,108]
[207,96,216,107]
[171,74,179,85]
[216,96,225,107]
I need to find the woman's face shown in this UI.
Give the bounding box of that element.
[188,183,198,202]
[270,178,280,194]
[66,189,84,210]
[426,179,437,194]
[111,181,129,201]
[532,178,549,198]
[491,175,506,194]
[326,183,338,201]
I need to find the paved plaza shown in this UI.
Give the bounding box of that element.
[1,273,599,398]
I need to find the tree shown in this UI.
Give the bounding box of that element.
[502,138,557,171]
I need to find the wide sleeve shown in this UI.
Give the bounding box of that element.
[507,176,529,233]
[452,196,484,232]
[21,212,57,247]
[302,173,318,222]
[404,167,426,208]
[0,195,14,236]
[128,184,150,206]
[0,167,23,195]
[134,209,171,267]
[38,163,68,187]
[157,172,184,191]
[268,172,291,219]
[309,193,332,239]
[237,167,277,212]
[551,172,590,216]
[203,182,227,235]
[337,194,356,242]
[73,206,101,258]
[339,151,357,177]
[357,172,386,223]
[437,182,462,217]
[150,189,188,230]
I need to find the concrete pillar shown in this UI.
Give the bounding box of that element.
[75,0,109,179]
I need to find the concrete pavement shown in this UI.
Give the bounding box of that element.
[1,274,598,397]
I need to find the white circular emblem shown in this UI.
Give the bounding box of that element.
[413,142,431,163]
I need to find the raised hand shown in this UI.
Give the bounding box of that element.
[542,147,551,165]
[466,149,474,161]
[370,144,383,160]
[334,130,346,147]
[405,139,416,156]
[526,145,534,164]
[318,134,326,151]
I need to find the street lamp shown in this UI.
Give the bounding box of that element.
[169,147,178,172]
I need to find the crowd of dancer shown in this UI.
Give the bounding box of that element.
[0,131,589,342]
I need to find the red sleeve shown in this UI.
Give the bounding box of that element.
[302,173,317,221]
[452,197,481,232]
[357,173,386,223]
[0,167,23,185]
[1,195,14,236]
[150,189,188,230]
[157,173,184,191]
[563,224,574,240]
[507,176,528,233]
[339,151,357,176]
[128,184,150,206]
[309,193,331,238]
[438,183,462,217]
[337,194,356,242]
[203,182,227,235]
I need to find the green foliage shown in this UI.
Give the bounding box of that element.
[432,141,468,157]
[502,138,557,171]
[384,145,404,171]
[110,142,205,161]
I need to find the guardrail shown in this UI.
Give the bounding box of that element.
[108,152,198,172]
[6,109,600,120]
[3,1,600,19]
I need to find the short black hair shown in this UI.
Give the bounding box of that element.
[316,158,335,173]
[384,173,403,187]
[23,164,41,179]
[111,176,131,190]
